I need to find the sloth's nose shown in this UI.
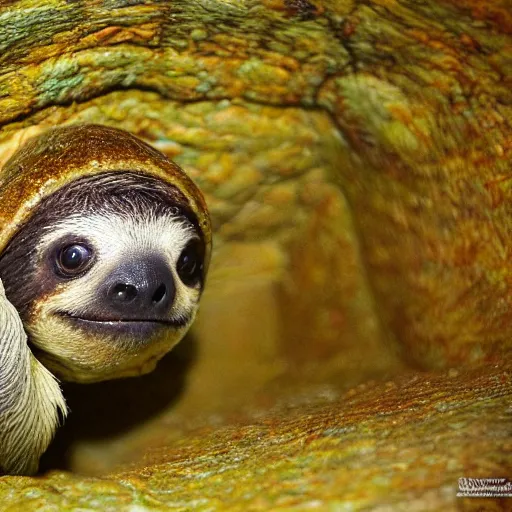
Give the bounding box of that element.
[104,257,175,319]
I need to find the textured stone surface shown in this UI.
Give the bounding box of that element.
[0,0,510,509]
[0,0,510,368]
[0,0,510,369]
[0,362,510,511]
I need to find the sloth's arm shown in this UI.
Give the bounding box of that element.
[0,279,67,475]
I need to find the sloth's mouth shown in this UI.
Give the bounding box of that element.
[58,312,191,333]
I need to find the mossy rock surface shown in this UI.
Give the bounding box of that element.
[1,363,510,510]
[0,0,510,509]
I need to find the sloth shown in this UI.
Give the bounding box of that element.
[0,124,211,475]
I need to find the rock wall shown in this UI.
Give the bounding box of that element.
[0,0,510,509]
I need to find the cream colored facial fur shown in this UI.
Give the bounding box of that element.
[27,212,201,382]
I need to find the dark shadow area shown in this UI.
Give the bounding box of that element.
[39,333,198,473]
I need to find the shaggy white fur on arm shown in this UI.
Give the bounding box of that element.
[0,279,67,475]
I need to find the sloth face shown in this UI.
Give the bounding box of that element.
[0,172,207,383]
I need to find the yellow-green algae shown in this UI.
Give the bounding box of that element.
[0,0,510,509]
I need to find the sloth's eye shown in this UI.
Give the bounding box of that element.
[56,244,93,277]
[177,240,203,287]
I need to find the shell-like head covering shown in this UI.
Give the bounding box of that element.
[0,124,212,267]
